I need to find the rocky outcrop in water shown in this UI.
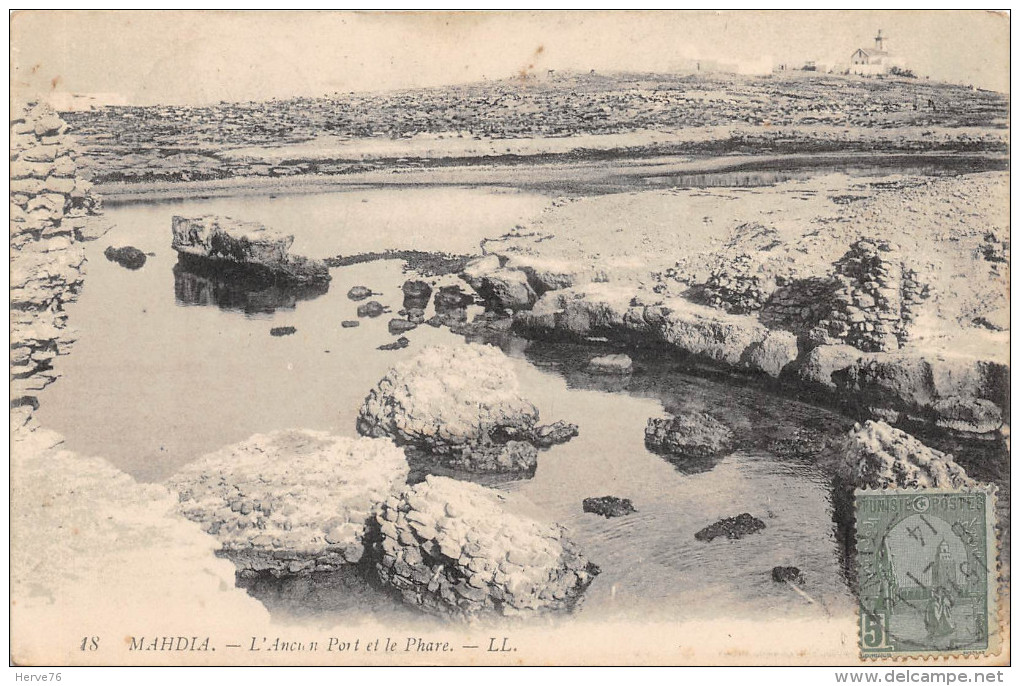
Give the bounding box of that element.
[348,285,374,300]
[103,245,146,270]
[168,430,409,577]
[357,300,388,318]
[694,513,766,542]
[10,103,105,415]
[387,318,417,335]
[644,412,735,459]
[831,420,976,490]
[269,326,297,337]
[379,337,411,351]
[401,280,432,306]
[771,566,804,584]
[582,496,636,518]
[587,353,633,374]
[374,476,599,618]
[514,283,1005,435]
[531,420,579,449]
[516,285,789,374]
[357,344,574,474]
[171,215,330,284]
[462,254,538,311]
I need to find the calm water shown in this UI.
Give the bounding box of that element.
[35,182,1002,627]
[642,155,1008,189]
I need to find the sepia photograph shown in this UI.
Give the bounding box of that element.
[8,10,1010,669]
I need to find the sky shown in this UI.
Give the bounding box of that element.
[10,10,1011,106]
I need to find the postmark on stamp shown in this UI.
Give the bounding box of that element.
[855,488,999,659]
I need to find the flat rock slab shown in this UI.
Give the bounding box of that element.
[171,215,329,284]
[270,326,296,337]
[168,429,408,577]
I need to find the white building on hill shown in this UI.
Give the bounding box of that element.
[850,29,905,76]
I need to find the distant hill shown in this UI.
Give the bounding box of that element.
[60,71,1009,185]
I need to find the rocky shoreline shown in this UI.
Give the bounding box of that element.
[456,172,1009,440]
[10,102,1009,638]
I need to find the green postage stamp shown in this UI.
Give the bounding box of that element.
[855,488,1000,659]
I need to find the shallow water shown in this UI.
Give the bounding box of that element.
[642,155,1007,189]
[35,180,1004,627]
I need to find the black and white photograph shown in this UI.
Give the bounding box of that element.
[8,10,1010,668]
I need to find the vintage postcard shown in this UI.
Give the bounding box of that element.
[9,10,1009,667]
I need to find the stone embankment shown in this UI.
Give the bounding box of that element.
[168,430,409,577]
[373,476,599,618]
[10,103,107,418]
[357,344,578,474]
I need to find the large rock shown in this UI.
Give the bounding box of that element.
[357,345,548,473]
[791,344,861,389]
[832,420,976,490]
[833,352,1007,433]
[931,397,1004,434]
[462,256,537,311]
[168,430,409,577]
[742,329,798,378]
[171,215,330,284]
[374,476,599,618]
[644,412,735,459]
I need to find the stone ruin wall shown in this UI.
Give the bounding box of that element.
[10,103,106,422]
[699,238,930,353]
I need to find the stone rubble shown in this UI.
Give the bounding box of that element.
[373,475,599,618]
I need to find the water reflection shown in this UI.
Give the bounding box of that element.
[173,258,330,316]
